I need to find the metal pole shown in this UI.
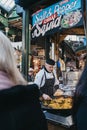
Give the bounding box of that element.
[45,36,50,59]
[22,9,29,80]
[29,24,31,68]
[85,0,87,65]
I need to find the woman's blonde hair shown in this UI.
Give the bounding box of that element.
[0,31,27,85]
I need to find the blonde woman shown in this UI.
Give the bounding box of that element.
[0,32,47,130]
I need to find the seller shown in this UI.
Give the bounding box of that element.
[34,58,59,100]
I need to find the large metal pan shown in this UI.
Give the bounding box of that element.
[41,96,73,116]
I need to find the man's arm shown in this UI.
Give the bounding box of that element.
[34,69,45,88]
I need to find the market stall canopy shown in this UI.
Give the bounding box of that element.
[0,0,15,13]
[64,35,86,54]
[14,0,41,8]
[14,0,61,12]
[60,40,76,60]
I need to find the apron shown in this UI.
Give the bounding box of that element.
[40,71,55,97]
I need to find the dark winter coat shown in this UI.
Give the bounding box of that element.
[72,89,87,130]
[0,84,48,130]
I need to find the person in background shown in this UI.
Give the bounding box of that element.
[34,58,59,100]
[28,67,34,82]
[0,31,48,130]
[72,65,87,130]
[56,58,62,78]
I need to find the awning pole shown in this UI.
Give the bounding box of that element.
[22,9,29,80]
[85,0,87,65]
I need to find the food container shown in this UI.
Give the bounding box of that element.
[41,96,73,116]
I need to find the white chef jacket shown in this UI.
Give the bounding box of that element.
[34,68,59,89]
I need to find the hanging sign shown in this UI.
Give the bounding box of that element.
[31,0,83,38]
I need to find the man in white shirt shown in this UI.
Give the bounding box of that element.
[34,58,59,100]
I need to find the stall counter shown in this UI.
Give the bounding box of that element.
[44,111,76,130]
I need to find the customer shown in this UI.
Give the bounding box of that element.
[28,67,34,82]
[72,65,87,130]
[0,31,48,130]
[34,58,59,100]
[56,58,62,78]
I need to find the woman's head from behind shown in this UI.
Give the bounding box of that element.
[0,31,27,85]
[0,31,16,72]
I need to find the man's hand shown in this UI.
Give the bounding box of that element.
[42,94,52,100]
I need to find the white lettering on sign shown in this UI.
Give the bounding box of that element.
[35,8,52,25]
[42,13,57,24]
[32,16,61,38]
[54,0,77,15]
[33,0,78,25]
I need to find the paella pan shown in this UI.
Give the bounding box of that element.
[41,95,73,116]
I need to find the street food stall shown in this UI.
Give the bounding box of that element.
[40,70,77,129]
[14,0,86,129]
[0,0,86,129]
[41,90,75,130]
[44,112,75,130]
